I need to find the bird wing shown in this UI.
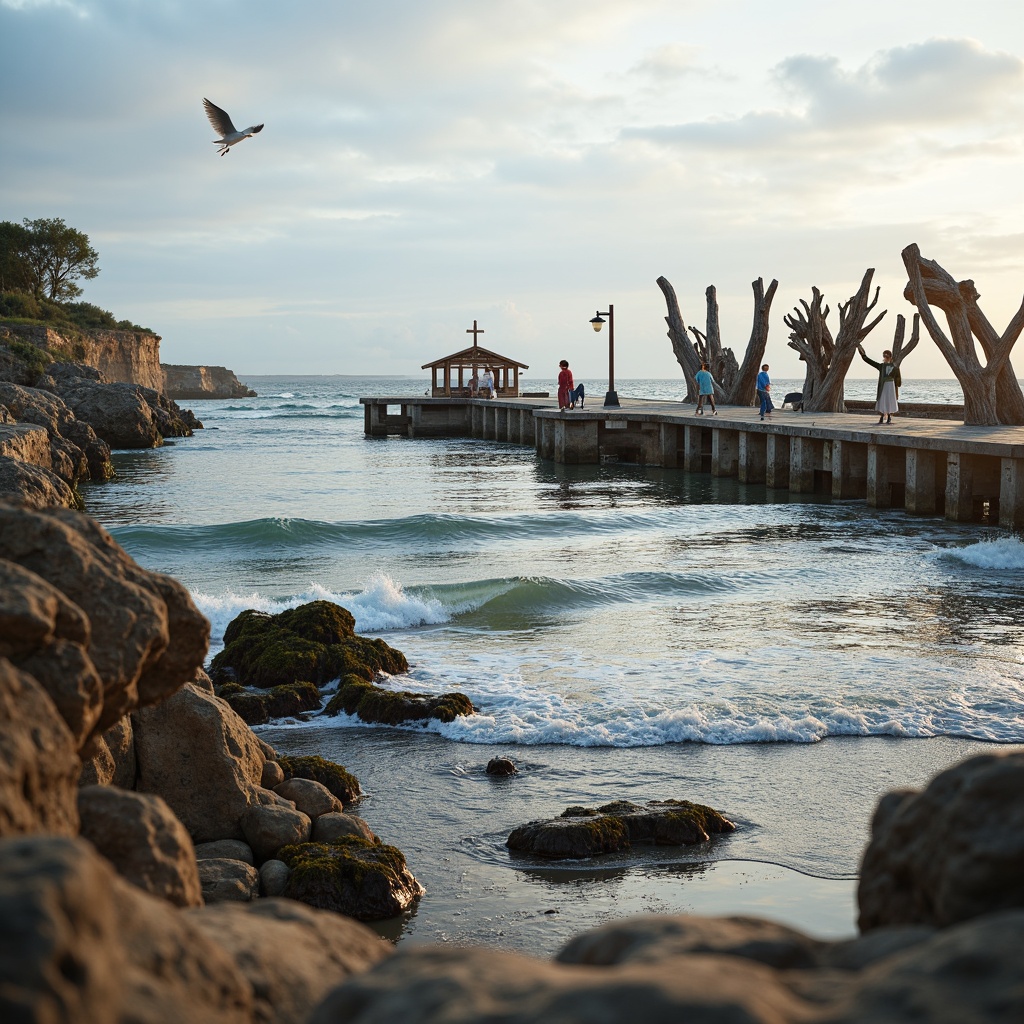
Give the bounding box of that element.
[203,98,237,137]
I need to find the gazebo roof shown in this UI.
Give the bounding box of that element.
[421,344,529,370]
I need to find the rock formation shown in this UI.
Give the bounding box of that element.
[162,364,257,399]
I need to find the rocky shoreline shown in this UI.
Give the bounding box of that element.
[1,348,1022,1021]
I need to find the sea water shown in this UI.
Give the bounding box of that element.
[81,375,1024,949]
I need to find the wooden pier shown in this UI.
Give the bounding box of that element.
[361,395,1024,531]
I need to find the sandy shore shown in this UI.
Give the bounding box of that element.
[259,725,1019,954]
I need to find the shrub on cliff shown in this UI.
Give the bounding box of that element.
[210,600,408,689]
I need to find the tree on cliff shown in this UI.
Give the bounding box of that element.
[0,217,100,301]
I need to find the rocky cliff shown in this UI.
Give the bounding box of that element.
[1,323,165,391]
[162,364,257,400]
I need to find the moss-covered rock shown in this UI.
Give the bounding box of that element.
[220,681,322,726]
[278,837,424,921]
[507,798,735,860]
[210,600,408,689]
[323,674,475,727]
[277,754,362,806]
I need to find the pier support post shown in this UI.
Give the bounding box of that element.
[683,425,705,473]
[538,418,555,460]
[867,445,904,508]
[495,405,509,441]
[366,402,387,437]
[946,452,1000,523]
[832,440,867,499]
[712,429,739,477]
[738,431,767,484]
[554,418,599,464]
[789,436,821,493]
[905,449,942,514]
[765,434,789,489]
[1000,458,1024,533]
[660,424,680,468]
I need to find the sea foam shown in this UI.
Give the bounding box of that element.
[941,535,1024,570]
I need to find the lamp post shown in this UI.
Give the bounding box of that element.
[589,305,619,407]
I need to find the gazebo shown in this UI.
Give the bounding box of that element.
[422,320,529,398]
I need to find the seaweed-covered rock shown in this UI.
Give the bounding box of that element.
[507,799,735,860]
[220,680,322,725]
[278,755,362,807]
[211,600,408,689]
[279,837,424,921]
[323,674,475,726]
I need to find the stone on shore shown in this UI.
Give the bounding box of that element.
[78,715,136,788]
[77,785,203,908]
[210,600,408,689]
[261,759,286,789]
[277,754,362,807]
[187,898,390,1024]
[279,837,425,921]
[240,802,312,864]
[194,839,256,865]
[198,857,260,903]
[259,859,291,897]
[312,812,377,845]
[0,835,253,1023]
[323,674,475,726]
[486,756,518,776]
[274,777,344,819]
[0,503,210,741]
[133,682,266,843]
[0,658,80,837]
[507,799,736,859]
[858,750,1024,930]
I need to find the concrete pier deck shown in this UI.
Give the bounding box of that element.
[361,395,1024,531]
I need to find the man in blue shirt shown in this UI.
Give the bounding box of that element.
[694,362,717,415]
[756,364,773,420]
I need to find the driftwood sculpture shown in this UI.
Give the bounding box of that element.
[902,244,1024,425]
[784,269,887,413]
[657,276,778,405]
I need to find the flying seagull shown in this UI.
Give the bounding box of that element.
[203,98,264,156]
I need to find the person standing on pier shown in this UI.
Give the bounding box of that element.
[557,360,575,410]
[481,367,495,398]
[756,364,773,420]
[694,363,717,415]
[858,346,900,425]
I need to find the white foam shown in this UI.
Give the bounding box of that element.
[942,536,1024,571]
[192,573,452,656]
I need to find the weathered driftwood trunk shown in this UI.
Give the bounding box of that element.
[902,244,1024,425]
[656,275,778,405]
[785,269,887,413]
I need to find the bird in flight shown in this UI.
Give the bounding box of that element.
[203,98,264,156]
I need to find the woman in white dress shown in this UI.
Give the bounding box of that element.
[858,346,901,425]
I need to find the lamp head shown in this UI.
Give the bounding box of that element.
[589,314,605,333]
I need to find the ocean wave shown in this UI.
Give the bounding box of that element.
[193,574,449,653]
[940,536,1024,571]
[111,507,728,557]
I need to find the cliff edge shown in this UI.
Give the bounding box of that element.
[162,364,257,400]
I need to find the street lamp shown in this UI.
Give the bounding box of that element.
[589,305,619,407]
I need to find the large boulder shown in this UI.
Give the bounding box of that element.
[0,835,253,1024]
[0,455,77,508]
[308,910,1024,1024]
[240,803,312,864]
[507,799,736,860]
[0,503,210,741]
[210,600,407,689]
[187,899,390,1024]
[198,858,260,904]
[133,683,266,844]
[279,837,424,922]
[77,786,203,908]
[0,421,51,468]
[0,657,80,838]
[858,751,1024,930]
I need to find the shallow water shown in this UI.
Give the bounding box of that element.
[81,374,1024,948]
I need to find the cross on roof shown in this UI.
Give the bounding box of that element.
[466,319,484,347]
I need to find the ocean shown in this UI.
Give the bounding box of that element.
[81,375,1024,952]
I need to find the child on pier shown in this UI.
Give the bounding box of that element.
[695,363,717,415]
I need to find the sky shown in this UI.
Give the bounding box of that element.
[2,0,1024,384]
